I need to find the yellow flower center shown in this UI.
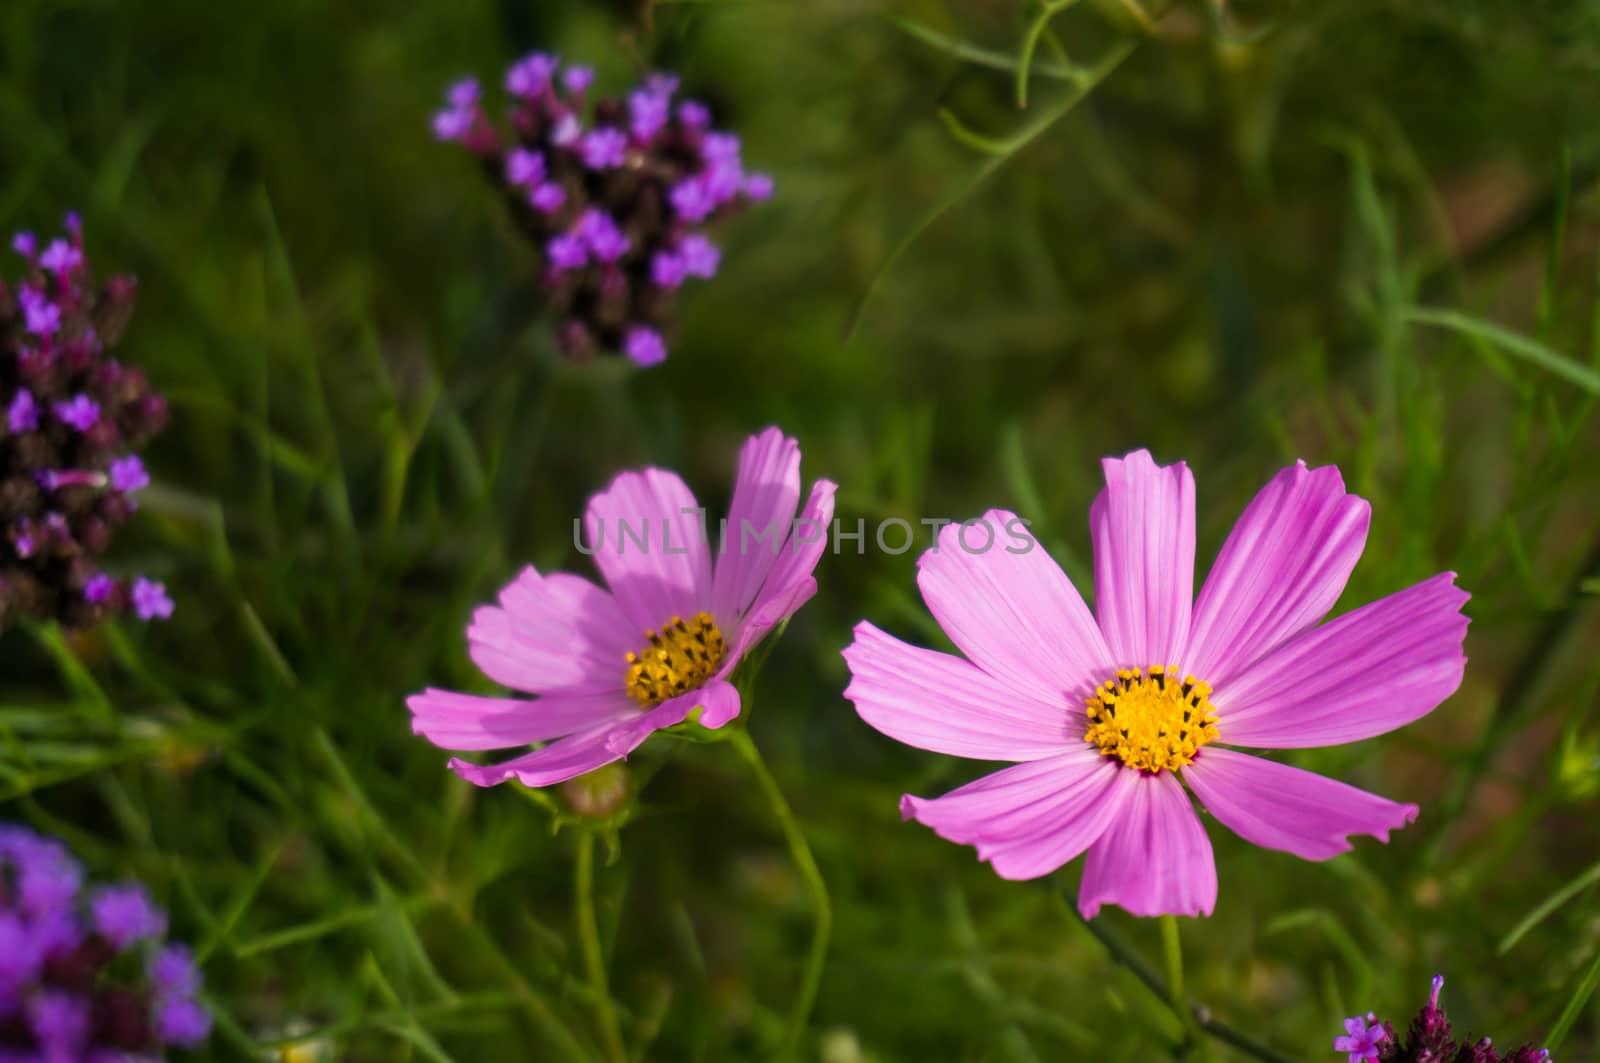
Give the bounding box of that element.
[1084,665,1219,773]
[624,612,728,708]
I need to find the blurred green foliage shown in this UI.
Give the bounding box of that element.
[1,0,1599,1058]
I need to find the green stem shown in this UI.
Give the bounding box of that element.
[1073,907,1298,1063]
[1159,915,1215,1062]
[575,833,627,1063]
[728,728,832,1059]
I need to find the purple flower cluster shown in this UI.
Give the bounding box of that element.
[0,824,210,1060]
[2,215,172,629]
[1336,976,1551,1063]
[433,55,773,367]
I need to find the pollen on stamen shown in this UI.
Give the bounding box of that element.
[624,611,728,708]
[1083,664,1220,773]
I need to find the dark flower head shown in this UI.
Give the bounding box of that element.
[433,54,773,367]
[0,823,210,1057]
[2,214,171,630]
[1336,976,1551,1063]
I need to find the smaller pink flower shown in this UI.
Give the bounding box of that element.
[410,428,836,787]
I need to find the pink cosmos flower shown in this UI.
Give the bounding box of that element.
[844,450,1469,918]
[410,427,836,788]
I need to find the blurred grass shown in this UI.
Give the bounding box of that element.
[2,0,1600,1059]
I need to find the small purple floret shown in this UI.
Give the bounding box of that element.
[91,884,167,947]
[7,390,39,434]
[580,127,627,170]
[110,454,150,494]
[678,234,721,279]
[547,233,589,271]
[562,65,594,95]
[531,183,567,214]
[53,394,100,432]
[651,251,687,289]
[623,326,667,368]
[131,577,173,621]
[505,52,557,97]
[505,148,544,188]
[83,573,114,603]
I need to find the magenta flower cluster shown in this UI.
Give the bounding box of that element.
[1336,976,1550,1063]
[1,215,172,629]
[433,55,773,367]
[0,824,210,1060]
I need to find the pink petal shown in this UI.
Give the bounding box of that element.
[711,428,801,622]
[1078,770,1216,918]
[1212,572,1469,748]
[602,694,697,755]
[448,721,641,788]
[1185,461,1370,685]
[901,746,1129,879]
[724,478,838,661]
[844,622,1075,761]
[583,469,713,633]
[692,678,742,729]
[407,688,634,750]
[1090,450,1195,668]
[466,567,635,695]
[917,509,1114,706]
[1183,748,1417,860]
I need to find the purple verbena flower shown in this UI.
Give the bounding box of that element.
[678,234,720,279]
[678,100,711,129]
[1334,1015,1387,1063]
[7,389,39,434]
[623,325,666,368]
[630,89,671,142]
[38,239,82,275]
[0,824,211,1058]
[110,454,150,494]
[670,178,716,223]
[530,183,566,214]
[1334,975,1554,1063]
[579,127,627,170]
[91,884,167,947]
[579,210,629,263]
[53,395,100,432]
[550,113,582,147]
[432,78,480,143]
[651,251,687,289]
[505,148,545,188]
[11,231,36,260]
[562,65,594,95]
[547,233,589,272]
[131,577,173,621]
[505,52,557,97]
[432,59,771,366]
[83,573,115,603]
[27,990,89,1061]
[744,173,775,201]
[18,288,61,337]
[155,996,212,1048]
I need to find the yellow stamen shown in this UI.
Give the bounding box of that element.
[624,612,727,708]
[1084,665,1219,773]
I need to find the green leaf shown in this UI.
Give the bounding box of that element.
[1406,307,1600,395]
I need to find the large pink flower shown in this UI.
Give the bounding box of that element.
[411,427,836,787]
[843,450,1468,918]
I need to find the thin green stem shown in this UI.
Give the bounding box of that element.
[1159,916,1215,1062]
[728,728,832,1059]
[1016,1,1083,107]
[1072,907,1298,1063]
[575,833,627,1063]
